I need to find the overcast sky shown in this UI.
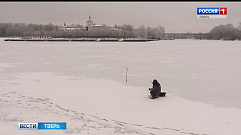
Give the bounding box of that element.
[0,2,241,33]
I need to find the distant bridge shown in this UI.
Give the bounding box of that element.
[164,33,214,39]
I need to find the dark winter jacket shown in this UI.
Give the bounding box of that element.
[150,79,161,98]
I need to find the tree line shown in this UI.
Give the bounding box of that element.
[0,22,165,39]
[0,22,241,40]
[209,23,241,40]
[0,23,58,38]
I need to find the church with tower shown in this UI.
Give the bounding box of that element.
[86,15,93,29]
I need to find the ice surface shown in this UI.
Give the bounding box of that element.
[0,38,241,135]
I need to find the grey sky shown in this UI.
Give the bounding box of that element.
[0,2,241,33]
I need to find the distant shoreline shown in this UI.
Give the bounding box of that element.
[4,38,160,42]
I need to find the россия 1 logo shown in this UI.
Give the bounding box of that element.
[197,7,227,19]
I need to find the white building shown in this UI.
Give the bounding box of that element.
[58,16,122,32]
[58,22,84,32]
[86,15,122,32]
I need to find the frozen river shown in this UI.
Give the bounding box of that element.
[1,39,241,108]
[1,38,241,135]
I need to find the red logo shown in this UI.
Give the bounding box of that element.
[220,7,227,15]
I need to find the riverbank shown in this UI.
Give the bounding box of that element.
[4,37,159,42]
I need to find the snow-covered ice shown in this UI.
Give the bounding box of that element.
[0,38,241,135]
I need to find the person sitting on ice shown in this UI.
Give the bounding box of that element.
[149,79,161,99]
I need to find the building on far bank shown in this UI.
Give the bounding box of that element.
[57,22,85,32]
[85,15,117,32]
[58,16,122,33]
